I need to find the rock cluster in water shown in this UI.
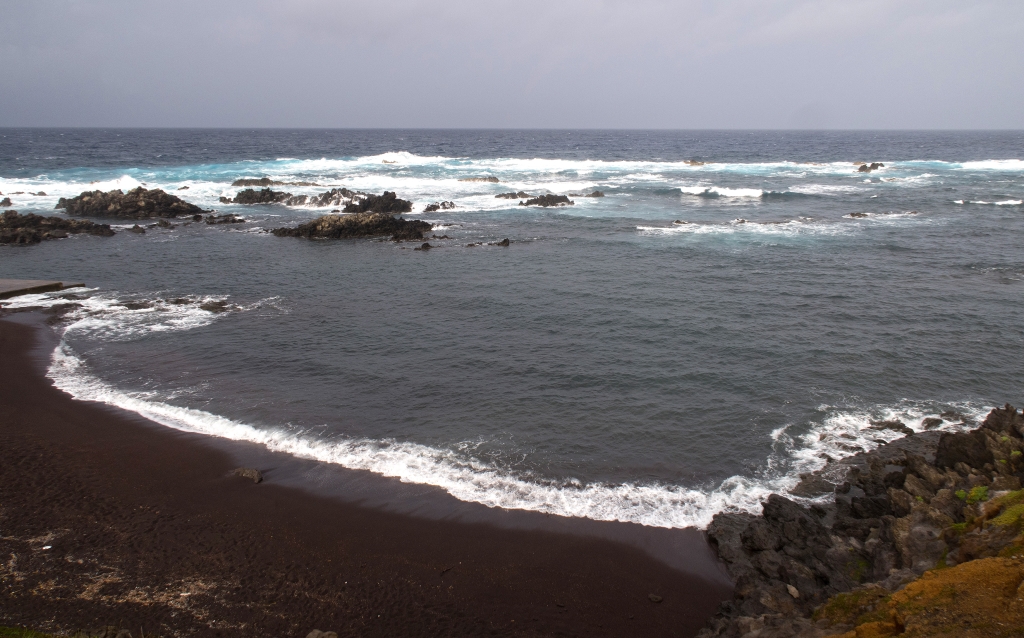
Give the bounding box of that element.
[698,404,1024,638]
[271,211,430,242]
[56,187,204,219]
[857,162,885,173]
[231,177,320,187]
[495,191,532,200]
[458,176,500,183]
[0,211,115,245]
[423,201,455,212]
[520,194,574,207]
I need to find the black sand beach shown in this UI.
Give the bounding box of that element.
[0,315,732,637]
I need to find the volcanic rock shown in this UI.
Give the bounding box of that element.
[342,191,413,215]
[857,162,885,173]
[424,201,455,213]
[495,192,532,199]
[520,195,574,207]
[205,213,245,224]
[1,198,13,207]
[0,210,115,245]
[271,212,430,242]
[56,187,204,219]
[229,188,291,205]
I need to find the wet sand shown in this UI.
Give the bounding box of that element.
[0,314,732,637]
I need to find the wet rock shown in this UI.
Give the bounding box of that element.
[301,188,366,208]
[205,213,245,224]
[935,430,994,469]
[848,212,869,218]
[271,212,430,242]
[424,201,455,212]
[233,467,263,483]
[458,176,499,183]
[56,187,204,219]
[0,197,12,207]
[177,186,189,190]
[520,194,574,207]
[857,162,885,173]
[342,191,413,215]
[414,242,432,250]
[490,238,510,247]
[921,417,943,429]
[200,300,230,313]
[869,419,914,436]
[0,210,115,245]
[232,177,320,187]
[129,224,146,234]
[230,188,291,205]
[496,191,532,199]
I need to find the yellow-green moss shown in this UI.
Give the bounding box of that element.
[813,586,891,626]
[967,485,989,504]
[0,628,57,638]
[956,489,967,501]
[991,503,1024,528]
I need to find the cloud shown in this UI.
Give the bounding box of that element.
[0,0,1022,127]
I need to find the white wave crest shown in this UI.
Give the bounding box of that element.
[679,186,764,198]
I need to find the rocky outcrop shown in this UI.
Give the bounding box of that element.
[56,188,203,219]
[0,211,115,245]
[228,188,291,205]
[423,201,455,212]
[496,192,532,199]
[569,191,606,198]
[342,191,412,214]
[205,213,245,225]
[520,195,574,207]
[270,212,430,241]
[699,404,1024,638]
[857,163,885,173]
[0,197,12,207]
[458,176,499,183]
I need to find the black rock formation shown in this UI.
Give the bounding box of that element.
[0,210,115,245]
[520,194,574,207]
[56,187,203,219]
[424,201,456,213]
[0,198,12,207]
[857,162,885,173]
[205,213,245,225]
[342,191,413,215]
[698,403,1024,637]
[496,192,532,200]
[271,212,430,242]
[229,188,291,205]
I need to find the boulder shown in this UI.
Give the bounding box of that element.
[520,194,574,207]
[0,198,11,207]
[233,467,263,483]
[56,187,203,219]
[342,191,413,214]
[0,210,115,245]
[230,188,291,205]
[271,212,430,242]
[424,201,455,213]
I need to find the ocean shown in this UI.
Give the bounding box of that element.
[2,129,1022,529]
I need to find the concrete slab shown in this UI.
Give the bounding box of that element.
[0,279,85,300]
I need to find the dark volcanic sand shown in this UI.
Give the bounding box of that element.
[0,316,732,638]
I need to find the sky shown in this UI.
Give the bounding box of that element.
[1,0,1022,129]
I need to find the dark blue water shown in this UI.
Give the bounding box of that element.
[2,129,1023,528]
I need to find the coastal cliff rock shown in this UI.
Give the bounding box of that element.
[699,404,1024,638]
[0,211,115,245]
[270,212,430,241]
[520,194,574,207]
[56,188,203,219]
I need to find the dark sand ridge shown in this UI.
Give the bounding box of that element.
[0,313,732,638]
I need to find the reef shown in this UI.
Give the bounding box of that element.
[270,212,431,242]
[56,188,204,219]
[698,404,1024,638]
[0,211,115,245]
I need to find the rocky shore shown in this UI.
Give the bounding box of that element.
[699,405,1024,638]
[56,188,204,219]
[0,211,115,245]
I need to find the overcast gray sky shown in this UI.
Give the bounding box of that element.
[1,0,1022,128]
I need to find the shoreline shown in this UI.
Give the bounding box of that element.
[0,314,732,637]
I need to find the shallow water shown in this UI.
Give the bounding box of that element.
[2,129,1023,528]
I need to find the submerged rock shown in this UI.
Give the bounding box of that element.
[205,213,245,224]
[56,187,204,219]
[423,201,455,213]
[520,194,574,207]
[0,210,115,245]
[271,211,430,241]
[458,176,499,183]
